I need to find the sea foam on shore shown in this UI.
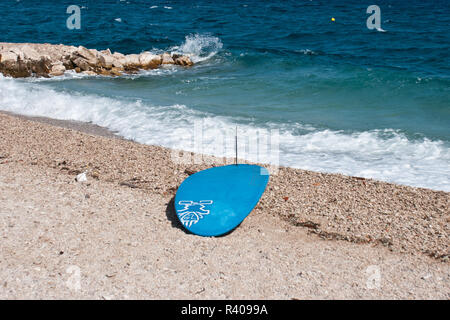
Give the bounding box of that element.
[0,111,448,261]
[0,73,449,192]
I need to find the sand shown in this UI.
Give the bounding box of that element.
[0,111,449,299]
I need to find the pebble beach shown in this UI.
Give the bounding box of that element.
[0,111,448,299]
[1,0,449,301]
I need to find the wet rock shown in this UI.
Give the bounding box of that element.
[123,54,140,69]
[31,57,52,77]
[112,60,123,69]
[82,70,97,76]
[98,53,115,69]
[174,55,194,66]
[49,63,66,76]
[110,67,123,76]
[119,54,146,72]
[0,42,195,78]
[161,52,175,64]
[171,53,182,60]
[98,68,112,76]
[73,46,98,66]
[72,57,92,71]
[139,52,161,69]
[0,51,29,77]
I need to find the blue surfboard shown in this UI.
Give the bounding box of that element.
[174,164,269,236]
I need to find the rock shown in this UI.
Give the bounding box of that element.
[0,51,18,64]
[62,54,75,70]
[110,53,125,68]
[98,53,115,69]
[110,67,123,76]
[21,45,41,62]
[8,47,25,61]
[49,63,66,76]
[171,53,182,60]
[0,51,32,77]
[31,57,52,77]
[72,57,92,71]
[74,46,98,66]
[421,274,432,280]
[112,52,125,59]
[161,52,174,64]
[112,60,123,68]
[174,55,194,67]
[90,49,101,58]
[0,42,194,78]
[139,52,161,69]
[101,48,112,55]
[76,172,88,182]
[71,46,99,72]
[82,70,97,76]
[98,68,113,76]
[123,54,140,69]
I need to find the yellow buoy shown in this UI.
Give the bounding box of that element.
[331,17,335,22]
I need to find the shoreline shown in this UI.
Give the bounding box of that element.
[0,110,449,299]
[1,110,448,260]
[1,110,445,192]
[0,111,121,139]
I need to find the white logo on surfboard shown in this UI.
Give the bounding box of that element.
[177,200,213,227]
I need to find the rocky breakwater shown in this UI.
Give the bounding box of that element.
[0,42,194,78]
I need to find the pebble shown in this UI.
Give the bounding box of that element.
[75,172,87,182]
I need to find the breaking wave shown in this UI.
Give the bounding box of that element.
[1,75,449,191]
[170,34,223,63]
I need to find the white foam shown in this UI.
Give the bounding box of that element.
[24,70,92,82]
[296,49,317,55]
[277,129,450,191]
[0,75,449,191]
[27,34,222,83]
[170,34,223,63]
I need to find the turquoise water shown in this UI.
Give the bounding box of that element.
[1,0,449,190]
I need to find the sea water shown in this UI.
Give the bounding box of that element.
[0,0,449,191]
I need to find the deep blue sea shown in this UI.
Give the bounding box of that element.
[1,0,449,190]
